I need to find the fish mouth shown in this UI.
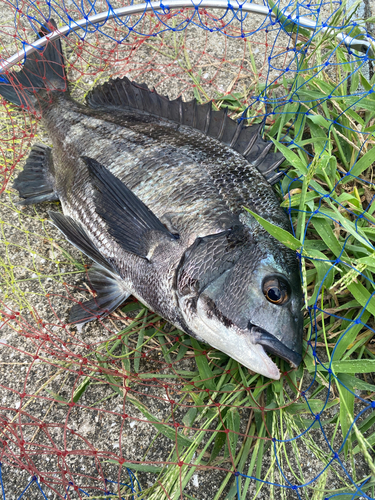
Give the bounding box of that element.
[251,325,302,369]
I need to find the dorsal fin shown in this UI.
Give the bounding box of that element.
[86,77,285,185]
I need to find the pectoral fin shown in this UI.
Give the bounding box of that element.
[82,156,179,260]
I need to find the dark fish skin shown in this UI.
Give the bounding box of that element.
[1,26,304,379]
[46,97,289,238]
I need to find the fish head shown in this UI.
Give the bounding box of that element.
[176,226,303,380]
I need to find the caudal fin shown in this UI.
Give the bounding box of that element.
[0,19,67,113]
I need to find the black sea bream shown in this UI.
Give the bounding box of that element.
[0,22,303,379]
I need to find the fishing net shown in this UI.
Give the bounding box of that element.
[0,0,374,498]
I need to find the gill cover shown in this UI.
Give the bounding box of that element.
[175,225,303,379]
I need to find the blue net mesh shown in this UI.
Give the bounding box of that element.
[0,0,374,498]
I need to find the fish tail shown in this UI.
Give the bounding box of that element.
[0,19,67,114]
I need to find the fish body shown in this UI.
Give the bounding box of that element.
[1,24,303,379]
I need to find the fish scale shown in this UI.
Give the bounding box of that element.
[1,23,303,379]
[62,102,284,230]
[43,99,241,240]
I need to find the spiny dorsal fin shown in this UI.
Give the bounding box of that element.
[85,77,285,184]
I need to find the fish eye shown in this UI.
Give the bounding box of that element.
[262,276,290,305]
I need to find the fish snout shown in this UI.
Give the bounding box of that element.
[250,325,302,368]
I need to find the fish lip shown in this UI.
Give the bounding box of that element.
[251,325,302,369]
[201,325,281,380]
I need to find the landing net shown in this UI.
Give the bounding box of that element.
[0,0,374,499]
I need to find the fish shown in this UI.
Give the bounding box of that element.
[0,21,303,380]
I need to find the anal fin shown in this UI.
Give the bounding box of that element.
[49,211,130,325]
[13,145,58,205]
[70,266,130,325]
